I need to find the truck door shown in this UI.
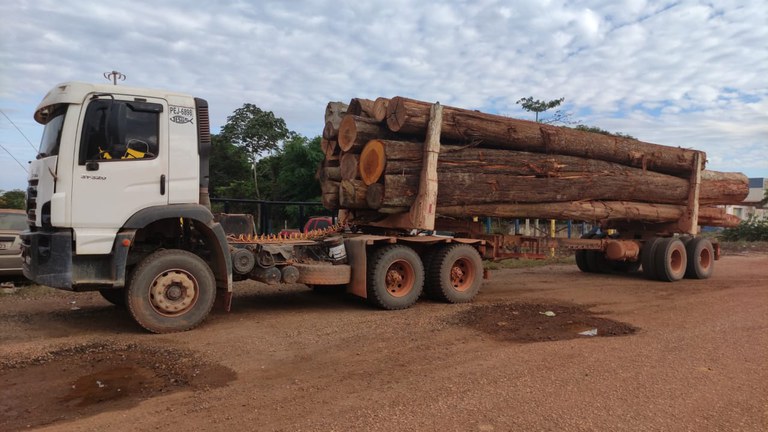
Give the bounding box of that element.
[71,95,168,231]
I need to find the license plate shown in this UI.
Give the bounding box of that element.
[0,242,11,250]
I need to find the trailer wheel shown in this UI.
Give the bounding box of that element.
[425,244,482,303]
[367,245,424,310]
[684,237,714,279]
[99,288,126,307]
[575,233,595,273]
[641,237,663,279]
[609,260,642,273]
[654,238,687,282]
[126,249,216,333]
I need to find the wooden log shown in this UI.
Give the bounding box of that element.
[358,140,748,204]
[320,139,339,158]
[340,153,360,180]
[367,168,746,209]
[339,179,369,209]
[410,103,442,230]
[430,201,739,227]
[324,102,347,130]
[321,180,340,210]
[322,121,339,140]
[347,98,376,118]
[385,96,703,175]
[373,97,390,122]
[337,115,395,152]
[317,165,341,182]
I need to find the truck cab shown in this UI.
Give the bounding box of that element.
[22,82,232,332]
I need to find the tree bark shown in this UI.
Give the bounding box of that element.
[410,103,442,230]
[324,102,347,130]
[322,121,339,140]
[385,96,703,175]
[321,180,340,210]
[347,98,376,118]
[359,140,747,205]
[431,201,739,227]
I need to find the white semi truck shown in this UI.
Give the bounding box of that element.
[21,82,716,333]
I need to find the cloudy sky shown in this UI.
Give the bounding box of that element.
[1,0,766,191]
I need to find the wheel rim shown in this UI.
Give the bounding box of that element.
[450,257,475,292]
[698,247,712,270]
[670,247,685,274]
[385,259,415,297]
[148,269,199,316]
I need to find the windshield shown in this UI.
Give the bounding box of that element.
[38,105,67,157]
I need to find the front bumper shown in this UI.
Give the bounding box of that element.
[21,229,73,289]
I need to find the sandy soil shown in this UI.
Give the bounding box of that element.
[1,253,767,431]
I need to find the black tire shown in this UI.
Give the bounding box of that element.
[586,250,612,273]
[425,244,483,303]
[126,249,216,333]
[366,245,424,310]
[99,288,126,307]
[685,237,714,279]
[609,260,642,273]
[575,250,590,272]
[654,238,687,282]
[641,237,663,280]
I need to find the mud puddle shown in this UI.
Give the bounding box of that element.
[453,302,637,343]
[0,342,236,431]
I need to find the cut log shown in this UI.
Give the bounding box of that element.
[358,140,748,204]
[322,121,339,140]
[347,98,376,118]
[321,180,340,210]
[385,96,703,175]
[432,201,739,227]
[320,139,339,157]
[339,179,369,209]
[324,102,348,130]
[367,169,746,209]
[373,97,390,122]
[340,153,360,181]
[317,165,341,182]
[337,115,395,152]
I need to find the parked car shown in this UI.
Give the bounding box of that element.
[0,208,28,284]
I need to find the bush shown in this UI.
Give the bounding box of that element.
[719,216,768,242]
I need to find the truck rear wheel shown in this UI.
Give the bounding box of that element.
[126,249,216,333]
[367,245,424,310]
[654,238,687,282]
[684,237,714,279]
[641,237,663,279]
[425,244,482,303]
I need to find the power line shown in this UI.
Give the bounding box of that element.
[0,108,39,153]
[0,142,29,173]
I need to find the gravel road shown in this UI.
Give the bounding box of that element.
[1,254,766,431]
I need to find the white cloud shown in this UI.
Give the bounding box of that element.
[0,0,766,192]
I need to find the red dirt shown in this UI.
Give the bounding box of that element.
[1,254,767,431]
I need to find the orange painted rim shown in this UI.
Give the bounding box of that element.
[385,259,415,297]
[450,257,476,292]
[698,246,712,270]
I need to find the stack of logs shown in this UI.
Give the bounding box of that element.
[317,96,748,229]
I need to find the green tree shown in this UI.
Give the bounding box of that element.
[516,96,565,123]
[219,104,291,198]
[275,135,324,202]
[0,190,26,209]
[208,134,253,198]
[220,103,290,158]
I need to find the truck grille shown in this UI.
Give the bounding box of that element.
[26,179,38,226]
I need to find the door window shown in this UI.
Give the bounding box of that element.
[79,99,162,164]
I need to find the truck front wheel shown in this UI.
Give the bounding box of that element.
[126,249,216,333]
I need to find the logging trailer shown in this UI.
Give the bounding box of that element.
[21,82,722,333]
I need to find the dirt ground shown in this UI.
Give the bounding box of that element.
[1,253,767,432]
